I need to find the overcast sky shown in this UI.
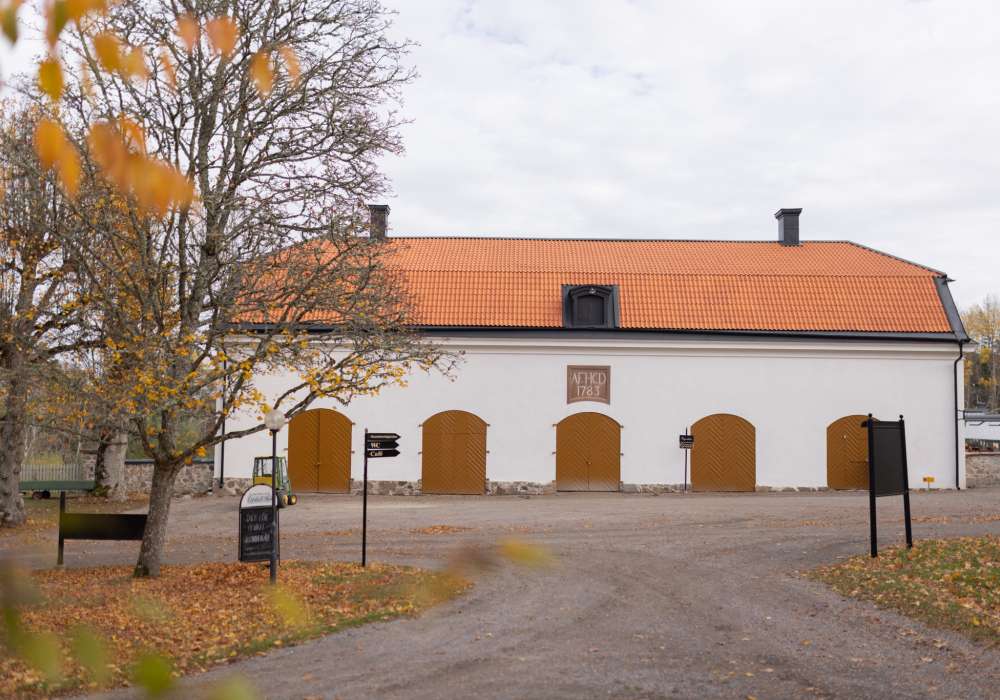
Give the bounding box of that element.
[2,1,997,307]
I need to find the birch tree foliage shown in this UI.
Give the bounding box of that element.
[963,295,1000,411]
[2,0,452,575]
[0,102,98,527]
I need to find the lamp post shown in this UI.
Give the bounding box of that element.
[264,408,286,584]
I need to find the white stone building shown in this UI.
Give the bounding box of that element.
[217,208,969,493]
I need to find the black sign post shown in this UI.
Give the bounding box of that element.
[362,430,401,567]
[679,430,693,492]
[864,414,913,557]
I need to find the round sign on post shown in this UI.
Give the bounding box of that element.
[241,484,274,509]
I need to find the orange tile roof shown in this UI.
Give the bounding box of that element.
[374,238,952,334]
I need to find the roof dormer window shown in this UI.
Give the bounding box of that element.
[563,285,620,329]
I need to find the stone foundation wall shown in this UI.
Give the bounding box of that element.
[214,477,253,496]
[124,460,214,496]
[351,479,421,496]
[966,452,1000,488]
[204,480,859,497]
[346,480,557,495]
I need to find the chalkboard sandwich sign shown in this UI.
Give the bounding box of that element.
[239,484,278,563]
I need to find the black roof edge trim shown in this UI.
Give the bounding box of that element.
[225,322,959,343]
[933,276,969,342]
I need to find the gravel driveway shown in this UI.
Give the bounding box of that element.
[65,488,1000,699]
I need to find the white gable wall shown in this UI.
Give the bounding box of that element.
[217,335,964,489]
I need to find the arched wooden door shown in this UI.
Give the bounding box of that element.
[827,415,869,490]
[556,412,621,492]
[690,413,756,492]
[421,410,487,495]
[288,409,352,493]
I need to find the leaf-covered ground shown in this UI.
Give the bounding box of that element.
[810,536,1000,645]
[0,560,469,698]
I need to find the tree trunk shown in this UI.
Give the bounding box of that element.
[0,363,28,527]
[133,464,178,577]
[94,428,128,502]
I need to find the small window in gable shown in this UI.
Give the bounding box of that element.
[562,285,620,329]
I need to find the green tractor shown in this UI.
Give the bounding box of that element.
[252,455,298,507]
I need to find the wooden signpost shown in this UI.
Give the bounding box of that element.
[362,430,400,566]
[864,414,913,557]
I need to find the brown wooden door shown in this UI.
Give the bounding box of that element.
[827,415,869,490]
[690,414,755,492]
[421,411,487,495]
[556,412,621,492]
[288,409,351,493]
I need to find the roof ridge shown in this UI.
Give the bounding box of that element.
[389,236,858,243]
[840,241,945,276]
[396,270,937,277]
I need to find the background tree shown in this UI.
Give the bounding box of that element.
[0,103,91,526]
[32,0,451,577]
[963,295,1000,411]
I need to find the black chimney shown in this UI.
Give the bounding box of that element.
[368,204,389,239]
[775,208,802,246]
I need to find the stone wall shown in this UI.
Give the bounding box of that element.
[966,452,1000,488]
[124,460,214,496]
[215,477,253,496]
[346,480,557,496]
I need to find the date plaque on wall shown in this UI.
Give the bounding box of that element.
[567,365,610,404]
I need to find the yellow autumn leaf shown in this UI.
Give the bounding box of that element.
[159,46,176,89]
[38,57,63,100]
[121,45,149,80]
[65,0,107,23]
[44,0,66,46]
[88,121,129,186]
[34,118,65,168]
[1,1,20,44]
[92,31,121,72]
[176,12,198,52]
[205,16,238,57]
[278,44,300,85]
[50,133,86,191]
[116,115,146,152]
[33,118,81,196]
[250,50,273,96]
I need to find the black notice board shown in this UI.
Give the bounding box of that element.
[868,420,907,497]
[61,513,147,540]
[864,414,913,557]
[239,507,277,563]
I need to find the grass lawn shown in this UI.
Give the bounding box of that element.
[810,535,999,645]
[0,560,468,697]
